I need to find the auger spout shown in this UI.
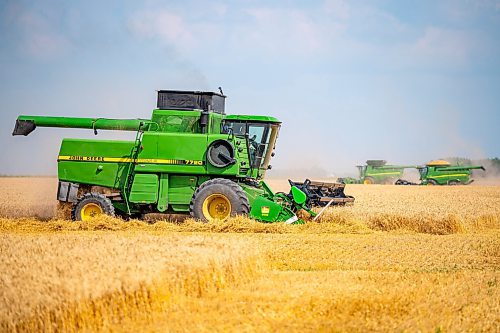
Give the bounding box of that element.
[12,115,152,136]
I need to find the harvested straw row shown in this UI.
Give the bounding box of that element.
[2,209,499,235]
[0,232,261,332]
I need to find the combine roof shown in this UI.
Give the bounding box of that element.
[224,115,281,123]
[426,160,451,166]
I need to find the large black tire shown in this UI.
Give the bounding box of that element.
[427,179,438,186]
[190,178,249,222]
[71,193,115,221]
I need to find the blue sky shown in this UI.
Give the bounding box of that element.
[1,0,499,176]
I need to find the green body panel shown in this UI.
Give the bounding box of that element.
[209,113,224,134]
[58,139,136,188]
[129,174,159,203]
[363,165,406,183]
[151,110,202,133]
[168,175,197,204]
[239,183,265,207]
[244,181,300,223]
[419,165,484,185]
[249,195,294,223]
[291,186,307,205]
[157,174,169,212]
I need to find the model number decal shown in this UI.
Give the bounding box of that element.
[185,160,203,165]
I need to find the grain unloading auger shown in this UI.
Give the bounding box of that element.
[13,90,354,223]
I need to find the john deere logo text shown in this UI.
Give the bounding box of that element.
[69,156,104,161]
[261,206,270,216]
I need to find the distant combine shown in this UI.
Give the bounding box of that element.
[338,160,417,185]
[339,159,485,186]
[396,160,485,186]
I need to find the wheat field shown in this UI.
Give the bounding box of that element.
[0,177,499,332]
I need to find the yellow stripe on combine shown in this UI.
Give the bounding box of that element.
[365,172,401,176]
[57,156,202,165]
[103,157,133,163]
[137,158,184,164]
[431,173,467,178]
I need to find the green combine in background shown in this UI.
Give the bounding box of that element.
[417,160,485,185]
[339,160,418,185]
[13,90,354,223]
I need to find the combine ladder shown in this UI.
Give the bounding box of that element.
[121,128,144,214]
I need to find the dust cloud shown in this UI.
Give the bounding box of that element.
[471,159,500,185]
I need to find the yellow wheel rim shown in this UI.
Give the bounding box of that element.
[363,178,374,185]
[427,182,434,186]
[81,203,103,221]
[202,194,231,221]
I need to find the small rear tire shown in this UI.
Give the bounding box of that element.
[190,178,249,222]
[363,177,375,185]
[71,193,115,221]
[448,180,461,186]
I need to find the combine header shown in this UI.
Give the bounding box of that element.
[339,160,417,185]
[289,180,354,207]
[13,90,354,223]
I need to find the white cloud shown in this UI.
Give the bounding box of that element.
[128,10,195,49]
[125,2,480,69]
[409,27,471,66]
[241,7,334,55]
[9,6,71,60]
[129,6,335,57]
[324,0,350,20]
[212,3,228,17]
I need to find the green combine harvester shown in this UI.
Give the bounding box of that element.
[13,90,354,223]
[339,160,418,185]
[417,160,484,185]
[395,160,485,185]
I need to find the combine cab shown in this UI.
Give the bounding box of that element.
[13,90,354,223]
